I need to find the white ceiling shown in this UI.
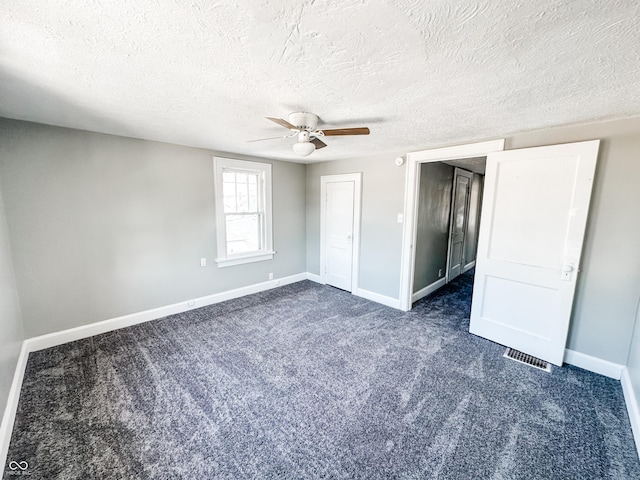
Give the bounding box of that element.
[443,157,486,175]
[1,1,639,163]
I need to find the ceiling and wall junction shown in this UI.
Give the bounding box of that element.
[0,0,638,162]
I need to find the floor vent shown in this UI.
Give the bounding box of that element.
[504,348,551,372]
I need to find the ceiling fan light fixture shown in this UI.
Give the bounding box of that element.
[292,141,316,157]
[261,112,371,155]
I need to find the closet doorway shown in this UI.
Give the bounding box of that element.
[411,160,485,303]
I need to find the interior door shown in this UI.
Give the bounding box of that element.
[324,180,355,291]
[469,140,599,366]
[447,168,473,282]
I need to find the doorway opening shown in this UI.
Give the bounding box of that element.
[400,139,599,366]
[399,140,505,311]
[412,160,485,304]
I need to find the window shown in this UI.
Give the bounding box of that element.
[214,157,273,267]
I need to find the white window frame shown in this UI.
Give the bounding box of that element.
[213,156,274,267]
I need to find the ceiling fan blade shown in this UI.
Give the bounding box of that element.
[311,137,328,150]
[266,117,298,130]
[321,127,370,136]
[247,133,296,143]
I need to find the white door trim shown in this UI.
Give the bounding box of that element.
[446,168,473,283]
[320,173,362,293]
[399,139,505,311]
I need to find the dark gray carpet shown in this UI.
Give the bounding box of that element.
[4,272,640,479]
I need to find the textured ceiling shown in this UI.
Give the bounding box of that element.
[1,1,639,163]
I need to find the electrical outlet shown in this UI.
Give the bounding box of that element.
[200,258,206,267]
[438,269,443,277]
[268,272,273,280]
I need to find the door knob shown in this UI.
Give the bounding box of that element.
[561,264,574,281]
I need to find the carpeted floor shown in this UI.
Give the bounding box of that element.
[4,272,640,479]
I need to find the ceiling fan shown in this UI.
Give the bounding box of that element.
[250,112,370,157]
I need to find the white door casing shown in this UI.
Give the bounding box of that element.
[447,168,473,282]
[320,174,362,292]
[469,140,600,366]
[400,139,506,311]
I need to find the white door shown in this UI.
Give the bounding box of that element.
[447,168,473,282]
[469,140,599,366]
[321,174,361,292]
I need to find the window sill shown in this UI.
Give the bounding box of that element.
[215,251,275,268]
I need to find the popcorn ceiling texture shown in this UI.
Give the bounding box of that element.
[0,0,639,162]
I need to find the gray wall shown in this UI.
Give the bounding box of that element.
[464,174,483,266]
[0,118,306,337]
[306,153,406,299]
[1,114,639,367]
[413,162,453,292]
[0,183,24,420]
[305,116,640,366]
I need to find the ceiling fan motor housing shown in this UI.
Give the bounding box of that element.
[288,112,318,131]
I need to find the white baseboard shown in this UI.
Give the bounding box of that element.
[0,272,309,468]
[27,272,307,353]
[462,260,476,273]
[412,278,446,303]
[0,342,30,470]
[305,273,401,310]
[9,275,632,467]
[12,271,402,357]
[621,367,640,459]
[355,288,401,310]
[563,349,624,379]
[306,273,322,284]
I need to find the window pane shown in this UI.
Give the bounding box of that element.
[223,181,237,212]
[226,214,261,255]
[237,180,249,212]
[248,183,258,211]
[222,170,261,214]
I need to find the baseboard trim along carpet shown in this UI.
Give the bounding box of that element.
[462,261,476,274]
[306,272,322,284]
[0,271,403,468]
[27,272,307,353]
[2,275,638,473]
[0,272,307,469]
[412,278,447,303]
[355,288,401,310]
[621,367,640,459]
[0,343,29,471]
[563,348,625,380]
[306,273,402,310]
[4,274,639,477]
